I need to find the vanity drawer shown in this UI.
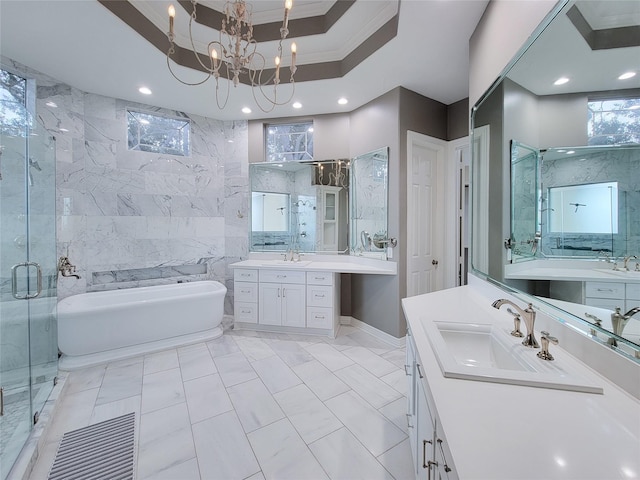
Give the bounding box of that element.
[307,271,334,286]
[235,302,258,323]
[234,269,258,282]
[259,270,306,284]
[585,281,625,299]
[306,306,333,329]
[235,281,258,303]
[626,283,640,301]
[307,285,333,307]
[584,297,621,311]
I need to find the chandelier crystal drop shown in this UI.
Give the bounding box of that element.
[166,0,297,113]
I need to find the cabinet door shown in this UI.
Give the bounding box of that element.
[406,335,419,476]
[282,283,306,327]
[259,283,282,325]
[416,373,435,480]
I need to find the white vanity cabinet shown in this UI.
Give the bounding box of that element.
[258,270,306,327]
[406,329,458,480]
[233,267,339,336]
[584,281,640,311]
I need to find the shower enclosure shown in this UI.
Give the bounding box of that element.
[1,85,58,478]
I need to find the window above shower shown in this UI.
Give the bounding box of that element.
[126,109,190,156]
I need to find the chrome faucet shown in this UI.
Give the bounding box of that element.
[492,299,539,348]
[58,256,80,279]
[608,307,640,347]
[623,255,637,271]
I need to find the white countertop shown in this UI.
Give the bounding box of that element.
[402,285,640,479]
[230,254,397,275]
[505,259,640,283]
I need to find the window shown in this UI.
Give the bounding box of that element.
[588,98,640,145]
[127,109,190,156]
[265,121,313,162]
[0,69,30,135]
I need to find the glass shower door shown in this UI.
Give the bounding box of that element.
[0,100,57,479]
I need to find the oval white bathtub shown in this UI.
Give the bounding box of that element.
[57,281,227,370]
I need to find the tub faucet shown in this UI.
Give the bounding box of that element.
[623,255,637,271]
[492,299,539,348]
[608,307,640,347]
[58,256,80,279]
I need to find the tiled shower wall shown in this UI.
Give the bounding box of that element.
[4,58,250,314]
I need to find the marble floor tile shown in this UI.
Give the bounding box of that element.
[322,333,363,351]
[206,334,240,358]
[380,369,408,396]
[376,438,415,480]
[292,360,351,401]
[309,427,394,480]
[64,364,106,394]
[184,373,233,424]
[143,348,179,375]
[233,335,277,362]
[347,331,395,354]
[90,394,141,425]
[381,349,407,369]
[269,339,315,367]
[325,391,407,457]
[96,361,143,405]
[141,367,185,414]
[139,402,192,448]
[252,354,302,394]
[137,425,196,479]
[46,387,100,439]
[377,397,409,435]
[273,384,342,444]
[213,351,258,387]
[334,364,402,409]
[247,418,329,480]
[303,342,355,371]
[192,411,261,480]
[227,378,285,433]
[246,472,266,480]
[140,457,201,480]
[342,346,399,377]
[178,343,217,381]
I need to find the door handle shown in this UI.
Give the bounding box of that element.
[11,262,43,299]
[432,259,439,266]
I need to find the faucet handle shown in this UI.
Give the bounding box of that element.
[537,331,558,361]
[506,308,524,337]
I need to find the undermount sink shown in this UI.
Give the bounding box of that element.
[422,320,603,394]
[258,260,312,267]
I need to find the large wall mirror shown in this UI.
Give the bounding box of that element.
[249,147,389,256]
[471,0,640,359]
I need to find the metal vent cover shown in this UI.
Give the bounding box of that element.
[48,412,135,480]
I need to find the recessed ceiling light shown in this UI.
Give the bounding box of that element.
[292,102,302,109]
[618,72,636,80]
[242,107,252,114]
[45,101,58,108]
[338,97,348,105]
[553,77,570,86]
[59,128,69,132]
[566,150,575,154]
[138,87,152,95]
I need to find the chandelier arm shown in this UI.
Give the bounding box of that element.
[186,10,216,74]
[214,66,232,110]
[166,54,214,87]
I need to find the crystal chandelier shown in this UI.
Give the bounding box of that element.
[167,0,297,113]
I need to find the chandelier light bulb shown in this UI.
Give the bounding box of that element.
[211,49,218,70]
[168,5,175,37]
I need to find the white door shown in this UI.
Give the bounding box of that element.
[407,131,445,297]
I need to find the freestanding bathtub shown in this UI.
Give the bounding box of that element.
[57,281,227,370]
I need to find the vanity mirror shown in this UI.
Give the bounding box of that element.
[249,147,390,256]
[471,0,640,357]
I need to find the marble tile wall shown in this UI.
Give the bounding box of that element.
[3,57,250,314]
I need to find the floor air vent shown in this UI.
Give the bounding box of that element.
[48,412,135,480]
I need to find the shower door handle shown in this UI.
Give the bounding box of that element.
[11,262,43,300]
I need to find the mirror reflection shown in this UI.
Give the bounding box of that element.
[471,0,640,355]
